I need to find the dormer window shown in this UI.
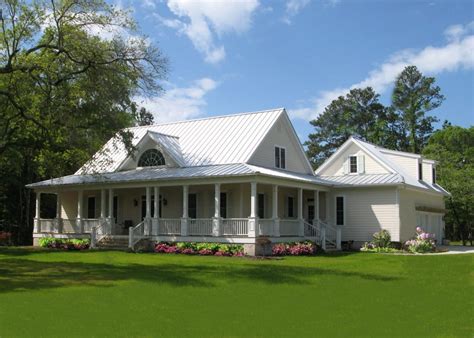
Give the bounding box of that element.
[138,149,165,167]
[349,156,358,173]
[418,162,423,181]
[275,146,286,169]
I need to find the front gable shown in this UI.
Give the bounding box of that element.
[247,112,314,175]
[316,139,391,176]
[119,132,184,171]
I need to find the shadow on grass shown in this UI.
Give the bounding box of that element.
[0,252,400,294]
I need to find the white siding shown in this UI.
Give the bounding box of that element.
[422,160,433,184]
[327,187,400,242]
[320,143,389,176]
[383,152,419,180]
[248,116,312,174]
[399,188,445,242]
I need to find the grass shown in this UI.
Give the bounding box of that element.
[0,248,473,337]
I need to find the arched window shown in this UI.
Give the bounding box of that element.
[138,149,165,167]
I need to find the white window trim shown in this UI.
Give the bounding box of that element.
[348,155,358,175]
[274,145,287,170]
[334,194,346,226]
[136,146,168,169]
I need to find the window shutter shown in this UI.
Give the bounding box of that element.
[343,157,349,174]
[357,154,365,174]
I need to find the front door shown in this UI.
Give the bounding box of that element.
[307,205,315,225]
[141,195,162,219]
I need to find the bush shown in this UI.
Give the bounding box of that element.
[361,230,394,252]
[39,238,90,250]
[154,242,244,257]
[272,241,316,256]
[0,231,12,246]
[404,227,436,253]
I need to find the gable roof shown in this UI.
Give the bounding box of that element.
[315,136,449,195]
[77,108,285,174]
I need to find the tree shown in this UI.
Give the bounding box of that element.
[0,0,167,243]
[305,87,397,167]
[392,65,444,154]
[422,125,474,245]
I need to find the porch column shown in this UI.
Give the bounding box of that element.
[56,193,63,233]
[100,189,106,219]
[153,186,160,235]
[212,183,221,237]
[272,185,280,237]
[181,185,188,236]
[34,192,41,233]
[248,181,257,237]
[108,188,114,234]
[77,190,83,233]
[298,188,304,236]
[145,186,152,235]
[313,190,319,225]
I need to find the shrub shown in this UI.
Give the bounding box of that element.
[39,238,90,250]
[272,241,315,256]
[372,230,392,248]
[154,242,244,257]
[405,227,436,253]
[0,231,12,245]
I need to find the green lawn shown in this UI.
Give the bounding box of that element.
[0,248,472,337]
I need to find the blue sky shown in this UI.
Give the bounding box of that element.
[119,0,473,141]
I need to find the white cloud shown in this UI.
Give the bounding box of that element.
[289,21,474,120]
[157,0,260,64]
[136,78,219,123]
[283,0,310,24]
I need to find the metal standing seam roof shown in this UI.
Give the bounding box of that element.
[318,173,404,186]
[27,163,332,188]
[77,108,285,174]
[146,131,186,167]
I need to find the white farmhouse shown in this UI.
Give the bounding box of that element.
[27,108,449,254]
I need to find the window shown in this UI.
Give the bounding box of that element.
[113,196,118,221]
[418,162,423,181]
[274,146,286,169]
[432,167,436,184]
[336,196,344,226]
[287,196,294,218]
[188,193,197,219]
[138,149,165,167]
[220,192,227,218]
[349,156,358,173]
[258,193,265,218]
[87,196,95,218]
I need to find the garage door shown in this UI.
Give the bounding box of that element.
[416,212,444,243]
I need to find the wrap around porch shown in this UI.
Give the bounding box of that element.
[33,181,341,250]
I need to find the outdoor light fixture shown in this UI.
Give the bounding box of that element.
[133,199,138,207]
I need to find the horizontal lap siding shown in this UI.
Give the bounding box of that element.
[329,187,399,242]
[399,189,445,242]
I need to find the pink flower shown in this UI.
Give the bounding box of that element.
[416,227,422,233]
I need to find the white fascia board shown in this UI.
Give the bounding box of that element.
[352,138,397,174]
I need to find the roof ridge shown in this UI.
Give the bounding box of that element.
[126,107,285,131]
[147,130,180,139]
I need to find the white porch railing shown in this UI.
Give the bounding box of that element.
[279,219,300,236]
[129,221,145,248]
[304,220,320,239]
[188,218,213,236]
[90,219,110,248]
[62,219,79,233]
[158,218,181,235]
[82,218,100,233]
[323,221,338,247]
[38,219,56,233]
[257,218,275,236]
[222,218,248,236]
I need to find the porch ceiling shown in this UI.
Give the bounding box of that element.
[26,163,333,189]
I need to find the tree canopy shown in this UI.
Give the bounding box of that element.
[422,124,474,244]
[0,0,167,243]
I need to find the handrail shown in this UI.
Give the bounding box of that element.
[90,219,109,248]
[304,220,320,242]
[129,221,145,249]
[319,220,337,246]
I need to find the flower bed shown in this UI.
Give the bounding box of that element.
[154,242,244,257]
[404,227,436,253]
[38,238,90,250]
[272,241,316,256]
[361,230,400,253]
